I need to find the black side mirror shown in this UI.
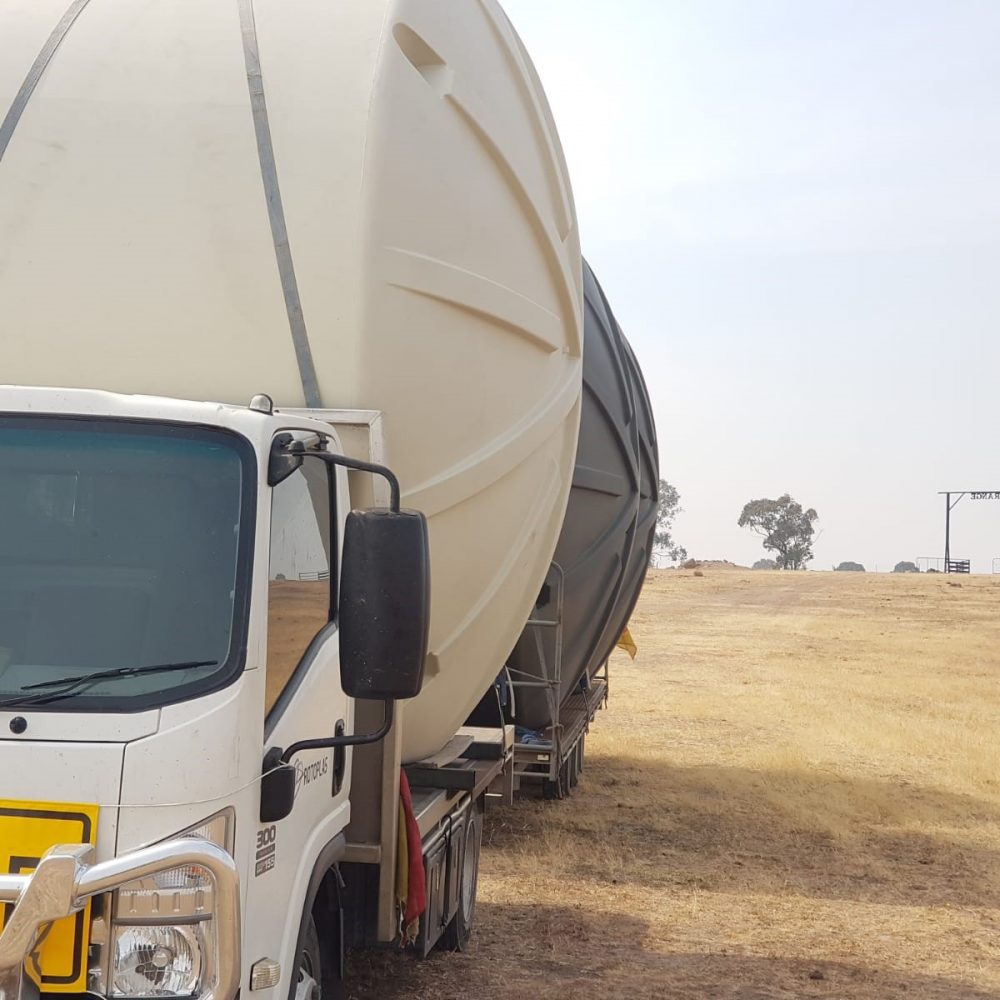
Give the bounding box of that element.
[339,508,430,700]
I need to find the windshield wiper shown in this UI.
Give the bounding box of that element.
[0,660,218,708]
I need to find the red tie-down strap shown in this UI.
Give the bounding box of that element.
[398,770,426,943]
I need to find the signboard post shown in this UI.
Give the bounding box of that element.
[938,491,1000,572]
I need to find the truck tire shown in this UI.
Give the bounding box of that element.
[441,803,483,951]
[295,917,322,1000]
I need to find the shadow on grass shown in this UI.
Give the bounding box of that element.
[344,902,648,1000]
[344,901,998,1000]
[490,754,1000,909]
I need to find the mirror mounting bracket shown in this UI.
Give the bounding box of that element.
[269,436,401,511]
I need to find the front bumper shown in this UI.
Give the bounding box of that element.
[0,840,240,1000]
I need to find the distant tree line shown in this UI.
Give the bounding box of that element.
[832,560,922,573]
[678,488,927,574]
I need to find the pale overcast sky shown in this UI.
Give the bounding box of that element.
[504,0,1000,573]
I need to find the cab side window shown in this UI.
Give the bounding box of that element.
[266,458,333,713]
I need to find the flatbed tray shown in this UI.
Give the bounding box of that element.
[406,725,513,796]
[514,676,607,762]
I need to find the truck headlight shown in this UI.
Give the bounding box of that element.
[112,925,203,997]
[106,811,233,999]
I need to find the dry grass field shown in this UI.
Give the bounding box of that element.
[350,569,1000,999]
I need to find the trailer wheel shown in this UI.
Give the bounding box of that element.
[543,758,570,800]
[441,803,483,951]
[568,744,580,789]
[560,756,573,797]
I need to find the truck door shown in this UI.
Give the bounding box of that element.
[242,446,352,1000]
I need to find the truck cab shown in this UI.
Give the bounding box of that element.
[0,386,467,1000]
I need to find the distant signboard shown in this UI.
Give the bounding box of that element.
[970,492,1000,500]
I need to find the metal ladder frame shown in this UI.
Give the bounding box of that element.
[508,562,565,784]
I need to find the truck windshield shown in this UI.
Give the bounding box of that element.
[0,417,254,711]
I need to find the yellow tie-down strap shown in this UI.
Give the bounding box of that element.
[0,800,99,992]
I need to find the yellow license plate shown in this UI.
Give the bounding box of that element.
[0,800,99,992]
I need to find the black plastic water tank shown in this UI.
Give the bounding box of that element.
[507,260,659,730]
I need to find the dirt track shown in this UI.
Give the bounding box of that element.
[349,569,1000,999]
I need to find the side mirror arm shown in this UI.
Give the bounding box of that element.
[279,698,394,764]
[259,701,394,823]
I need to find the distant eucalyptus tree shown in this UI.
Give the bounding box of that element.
[652,479,687,565]
[738,494,818,570]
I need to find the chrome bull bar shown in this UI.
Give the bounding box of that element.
[0,839,240,1000]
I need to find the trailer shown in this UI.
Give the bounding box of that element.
[505,260,659,782]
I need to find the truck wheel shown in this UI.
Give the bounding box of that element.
[295,917,322,1000]
[441,804,483,951]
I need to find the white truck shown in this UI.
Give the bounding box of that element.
[0,1,584,999]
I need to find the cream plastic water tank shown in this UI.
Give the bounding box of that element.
[0,0,583,762]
